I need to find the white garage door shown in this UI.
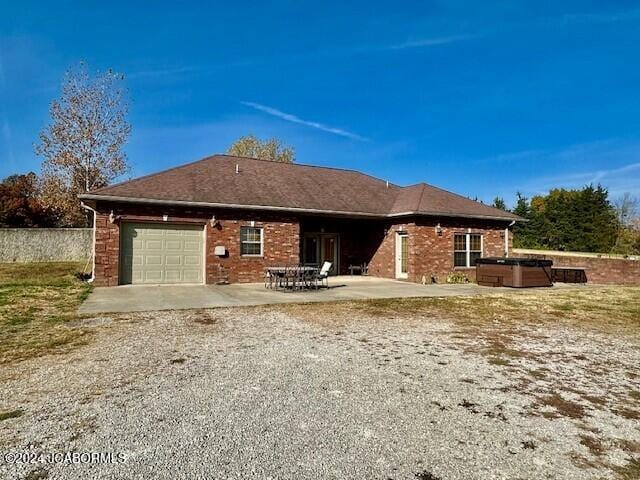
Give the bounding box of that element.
[120,223,204,284]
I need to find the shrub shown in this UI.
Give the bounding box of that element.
[446,272,470,284]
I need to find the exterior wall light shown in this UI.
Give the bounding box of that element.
[108,210,121,224]
[435,223,444,236]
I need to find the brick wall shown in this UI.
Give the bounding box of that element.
[92,202,299,286]
[368,222,396,279]
[94,212,120,286]
[514,249,640,285]
[369,217,511,282]
[207,213,299,284]
[91,201,513,286]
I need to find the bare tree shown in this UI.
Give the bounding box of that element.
[614,193,638,226]
[612,193,640,255]
[227,135,295,163]
[35,62,131,226]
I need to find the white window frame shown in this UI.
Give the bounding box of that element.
[240,226,263,257]
[454,233,483,267]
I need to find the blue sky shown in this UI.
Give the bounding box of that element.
[1,1,639,205]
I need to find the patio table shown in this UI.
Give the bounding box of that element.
[265,266,319,290]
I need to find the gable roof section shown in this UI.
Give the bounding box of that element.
[80,154,521,221]
[390,183,519,220]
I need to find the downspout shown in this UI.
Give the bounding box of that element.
[505,220,516,258]
[81,201,97,283]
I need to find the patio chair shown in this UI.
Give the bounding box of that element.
[317,261,332,288]
[279,265,292,290]
[264,268,274,289]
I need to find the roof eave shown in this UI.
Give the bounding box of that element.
[388,210,524,222]
[78,194,524,222]
[77,193,388,219]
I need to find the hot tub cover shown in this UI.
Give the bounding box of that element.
[475,257,553,267]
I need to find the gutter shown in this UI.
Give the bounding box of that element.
[78,193,524,223]
[505,220,516,258]
[387,211,524,222]
[80,201,97,283]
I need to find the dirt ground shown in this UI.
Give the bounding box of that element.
[1,287,639,479]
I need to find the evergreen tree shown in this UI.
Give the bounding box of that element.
[511,185,618,253]
[512,193,539,248]
[491,197,507,210]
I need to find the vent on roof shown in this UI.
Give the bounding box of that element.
[235,163,240,174]
[386,180,389,188]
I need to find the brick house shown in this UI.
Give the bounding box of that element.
[78,154,522,286]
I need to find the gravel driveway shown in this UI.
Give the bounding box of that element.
[1,305,638,479]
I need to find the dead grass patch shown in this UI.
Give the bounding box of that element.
[535,393,586,419]
[488,357,511,366]
[0,409,23,421]
[614,458,640,480]
[24,467,48,480]
[612,407,640,420]
[616,440,640,455]
[0,262,92,364]
[581,395,608,408]
[185,309,219,325]
[569,452,603,470]
[277,286,640,335]
[579,434,607,456]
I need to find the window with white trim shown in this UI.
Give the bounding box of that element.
[240,227,263,256]
[454,233,482,267]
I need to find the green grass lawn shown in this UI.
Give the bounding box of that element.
[0,262,93,364]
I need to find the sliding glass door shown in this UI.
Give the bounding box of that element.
[303,233,339,274]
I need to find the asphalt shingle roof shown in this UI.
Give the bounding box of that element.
[80,154,521,221]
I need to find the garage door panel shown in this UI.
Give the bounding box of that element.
[184,271,202,282]
[165,255,182,266]
[145,255,163,266]
[144,271,163,282]
[184,255,201,266]
[165,271,182,282]
[120,223,204,285]
[165,240,183,250]
[183,241,201,251]
[145,239,163,250]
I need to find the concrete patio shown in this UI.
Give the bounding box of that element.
[79,276,513,314]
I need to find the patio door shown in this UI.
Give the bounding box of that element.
[395,232,408,279]
[303,233,339,274]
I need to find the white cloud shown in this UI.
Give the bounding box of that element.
[240,101,369,141]
[385,34,479,50]
[127,32,480,83]
[491,139,640,197]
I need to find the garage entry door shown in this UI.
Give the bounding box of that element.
[120,223,204,284]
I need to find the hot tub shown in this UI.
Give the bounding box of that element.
[475,257,553,288]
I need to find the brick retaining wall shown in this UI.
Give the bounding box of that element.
[513,249,640,285]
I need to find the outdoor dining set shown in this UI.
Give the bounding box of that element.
[264,262,332,291]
